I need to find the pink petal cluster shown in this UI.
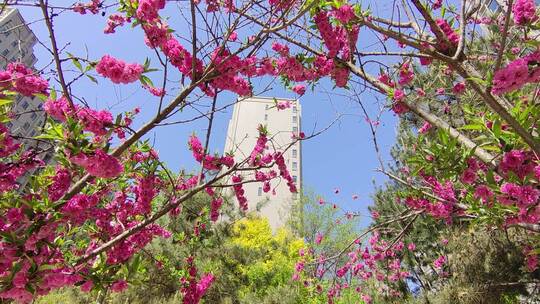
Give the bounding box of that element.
[452,82,466,94]
[210,197,223,222]
[0,122,20,158]
[69,149,123,178]
[398,62,414,86]
[133,175,160,215]
[274,152,297,193]
[44,97,113,136]
[418,121,432,134]
[73,0,101,15]
[499,150,536,179]
[0,62,49,97]
[268,0,297,11]
[232,175,248,211]
[512,0,538,25]
[47,167,71,202]
[188,135,234,170]
[492,51,540,95]
[95,55,144,84]
[332,5,356,24]
[136,0,166,23]
[292,84,306,95]
[249,128,268,166]
[104,14,127,34]
[181,258,214,304]
[435,19,460,49]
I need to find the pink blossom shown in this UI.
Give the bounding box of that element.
[96,55,144,84]
[332,5,355,24]
[48,167,71,201]
[70,149,123,178]
[315,232,323,244]
[111,280,128,292]
[418,121,432,134]
[452,82,466,94]
[433,255,446,269]
[513,0,538,25]
[292,84,306,95]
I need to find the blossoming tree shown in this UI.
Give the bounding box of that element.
[1,0,540,303]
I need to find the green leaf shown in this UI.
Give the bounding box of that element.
[0,98,13,106]
[86,74,98,84]
[139,75,154,87]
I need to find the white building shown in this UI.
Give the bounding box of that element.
[0,7,45,145]
[224,96,302,231]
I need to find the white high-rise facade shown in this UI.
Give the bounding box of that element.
[224,96,302,231]
[1,8,45,145]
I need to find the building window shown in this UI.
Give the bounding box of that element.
[293,175,297,183]
[265,104,269,110]
[292,149,297,158]
[293,126,298,132]
[258,187,262,196]
[21,100,29,110]
[488,0,500,11]
[30,112,37,120]
[293,106,297,113]
[264,114,268,120]
[10,41,16,47]
[2,49,9,56]
[292,161,297,171]
[23,122,30,130]
[292,115,297,123]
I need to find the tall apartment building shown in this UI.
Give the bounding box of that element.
[0,7,45,144]
[224,96,302,231]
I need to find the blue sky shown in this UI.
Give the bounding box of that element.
[18,1,401,228]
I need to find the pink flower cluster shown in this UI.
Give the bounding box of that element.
[435,19,460,49]
[104,14,128,34]
[268,0,297,11]
[95,55,144,84]
[398,62,414,86]
[136,0,166,23]
[332,5,356,24]
[391,89,408,115]
[433,255,446,269]
[181,258,215,304]
[44,97,113,136]
[73,0,101,15]
[292,84,306,95]
[305,232,411,303]
[232,175,248,211]
[492,50,540,95]
[314,11,357,60]
[499,150,536,180]
[69,149,123,178]
[0,62,49,97]
[274,152,297,193]
[47,167,71,202]
[61,194,100,225]
[45,96,114,137]
[210,197,223,222]
[208,49,253,96]
[249,127,268,166]
[418,121,432,134]
[188,135,234,171]
[133,175,160,215]
[276,99,291,110]
[0,151,42,193]
[512,0,538,25]
[0,122,19,158]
